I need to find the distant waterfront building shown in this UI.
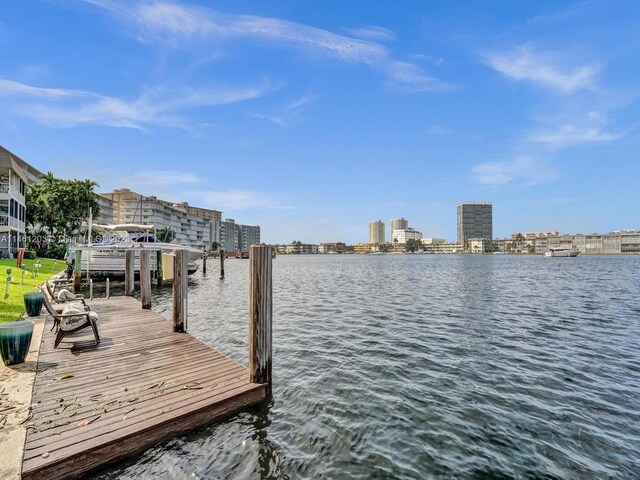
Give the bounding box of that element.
[0,146,43,257]
[421,238,447,245]
[99,188,223,247]
[510,230,558,240]
[390,218,408,239]
[392,228,422,244]
[99,188,259,252]
[318,242,346,254]
[457,202,493,246]
[493,230,640,254]
[274,241,318,254]
[422,242,463,254]
[368,220,385,244]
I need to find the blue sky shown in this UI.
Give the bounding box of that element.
[1,0,639,243]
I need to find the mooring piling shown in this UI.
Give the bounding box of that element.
[173,248,188,332]
[248,245,273,394]
[140,249,152,309]
[125,249,135,296]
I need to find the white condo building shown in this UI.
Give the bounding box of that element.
[0,146,43,258]
[392,228,422,244]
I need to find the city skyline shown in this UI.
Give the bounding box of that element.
[1,1,639,244]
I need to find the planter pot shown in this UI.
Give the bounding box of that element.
[0,319,35,366]
[23,292,44,317]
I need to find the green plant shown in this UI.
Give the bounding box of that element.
[24,250,37,260]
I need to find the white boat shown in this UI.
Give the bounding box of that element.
[67,224,203,278]
[545,248,579,257]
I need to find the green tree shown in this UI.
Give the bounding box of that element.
[210,241,219,252]
[405,239,422,253]
[26,173,101,258]
[156,227,176,243]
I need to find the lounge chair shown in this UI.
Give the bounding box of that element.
[41,290,100,348]
[45,281,86,306]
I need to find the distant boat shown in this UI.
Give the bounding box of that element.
[545,248,579,257]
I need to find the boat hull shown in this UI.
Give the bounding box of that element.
[545,249,579,257]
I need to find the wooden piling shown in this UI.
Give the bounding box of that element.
[140,249,151,309]
[125,249,135,296]
[73,250,82,292]
[156,250,163,286]
[248,245,273,393]
[106,278,110,299]
[202,253,207,275]
[172,249,188,332]
[220,249,225,279]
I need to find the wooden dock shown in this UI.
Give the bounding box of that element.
[21,296,267,480]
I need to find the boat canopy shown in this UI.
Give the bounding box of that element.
[93,224,154,232]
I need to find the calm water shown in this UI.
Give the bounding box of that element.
[94,255,640,479]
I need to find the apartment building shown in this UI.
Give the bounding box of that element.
[0,146,43,257]
[392,227,422,244]
[457,202,493,245]
[368,220,385,244]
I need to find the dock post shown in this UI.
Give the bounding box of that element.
[156,250,163,286]
[248,245,273,394]
[125,250,135,296]
[220,249,225,279]
[172,249,188,332]
[140,249,151,309]
[89,279,93,300]
[73,250,82,292]
[106,278,110,299]
[202,253,207,275]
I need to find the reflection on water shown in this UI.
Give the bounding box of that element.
[92,255,640,479]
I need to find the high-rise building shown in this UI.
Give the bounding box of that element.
[391,217,409,233]
[457,202,493,245]
[368,220,385,244]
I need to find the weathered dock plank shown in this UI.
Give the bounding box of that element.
[22,296,266,480]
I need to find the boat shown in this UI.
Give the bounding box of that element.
[67,224,203,278]
[545,247,579,257]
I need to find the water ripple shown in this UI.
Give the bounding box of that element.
[93,255,640,479]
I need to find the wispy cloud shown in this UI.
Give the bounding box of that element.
[483,44,598,93]
[127,170,204,189]
[528,110,628,148]
[345,25,396,42]
[472,156,558,186]
[0,78,278,130]
[250,94,315,126]
[184,189,290,211]
[0,78,96,99]
[427,125,450,136]
[85,0,452,93]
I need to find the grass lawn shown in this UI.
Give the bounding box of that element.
[0,257,67,324]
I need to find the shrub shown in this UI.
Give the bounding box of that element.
[24,250,37,260]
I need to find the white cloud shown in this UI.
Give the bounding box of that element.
[0,78,277,130]
[484,44,598,93]
[85,0,452,92]
[529,125,624,147]
[528,110,628,148]
[345,25,396,42]
[472,156,558,186]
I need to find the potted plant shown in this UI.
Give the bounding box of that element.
[23,291,44,317]
[0,319,35,366]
